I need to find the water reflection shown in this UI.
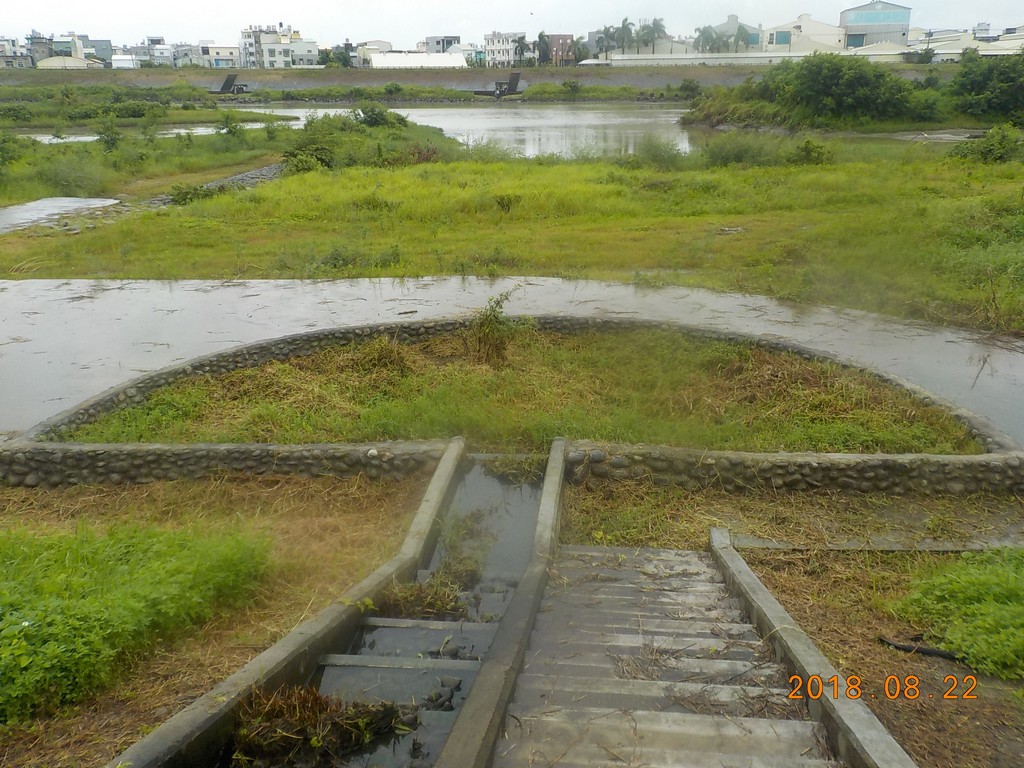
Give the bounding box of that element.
[23,103,691,158]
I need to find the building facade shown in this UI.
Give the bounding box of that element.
[485,31,524,67]
[840,1,912,47]
[0,37,31,68]
[425,35,460,53]
[241,24,318,68]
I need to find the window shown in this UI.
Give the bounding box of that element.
[775,31,791,45]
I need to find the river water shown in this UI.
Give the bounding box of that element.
[245,103,692,157]
[22,103,692,158]
[2,278,1023,446]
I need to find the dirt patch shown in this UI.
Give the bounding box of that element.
[0,474,424,768]
[745,550,1024,768]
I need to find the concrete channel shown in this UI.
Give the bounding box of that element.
[105,437,918,768]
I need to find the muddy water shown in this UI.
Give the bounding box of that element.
[1,277,1023,444]
[0,198,120,234]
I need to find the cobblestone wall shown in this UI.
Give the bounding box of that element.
[566,442,1024,495]
[5,316,1020,491]
[0,442,447,488]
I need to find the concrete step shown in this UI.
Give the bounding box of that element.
[496,707,830,766]
[528,633,767,663]
[493,745,837,768]
[547,579,729,599]
[535,601,749,625]
[350,617,497,659]
[548,561,724,585]
[511,674,802,719]
[317,656,479,707]
[541,591,745,612]
[531,611,761,640]
[520,651,787,686]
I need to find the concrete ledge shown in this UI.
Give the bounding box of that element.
[106,438,465,768]
[709,527,920,768]
[433,438,566,768]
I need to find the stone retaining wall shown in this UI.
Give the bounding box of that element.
[0,442,447,489]
[566,441,1024,495]
[6,315,1021,492]
[23,316,1017,452]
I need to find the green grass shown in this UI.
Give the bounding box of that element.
[64,329,979,454]
[5,133,1022,334]
[897,549,1024,679]
[0,524,268,723]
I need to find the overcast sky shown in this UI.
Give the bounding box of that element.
[3,2,1022,50]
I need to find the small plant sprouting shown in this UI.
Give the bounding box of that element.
[463,288,532,366]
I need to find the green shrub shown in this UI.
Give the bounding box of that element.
[0,525,267,722]
[897,549,1024,679]
[169,182,225,205]
[783,137,835,166]
[352,102,407,128]
[949,123,1024,163]
[702,132,783,167]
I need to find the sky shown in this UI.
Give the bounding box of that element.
[3,2,1022,50]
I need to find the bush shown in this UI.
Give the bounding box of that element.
[351,102,407,128]
[169,182,225,205]
[702,132,783,167]
[783,137,835,165]
[897,549,1024,680]
[949,123,1024,163]
[0,525,267,722]
[950,51,1024,118]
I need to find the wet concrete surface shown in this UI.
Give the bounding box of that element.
[0,198,121,234]
[1,277,1023,444]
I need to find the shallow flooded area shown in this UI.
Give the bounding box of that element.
[2,277,1023,445]
[0,198,120,234]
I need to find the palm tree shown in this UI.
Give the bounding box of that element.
[599,25,617,57]
[734,24,752,52]
[514,35,530,66]
[569,36,589,64]
[649,17,667,52]
[693,26,714,54]
[536,31,550,65]
[637,21,651,54]
[617,18,635,55]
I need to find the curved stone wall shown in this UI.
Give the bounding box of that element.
[3,316,1021,491]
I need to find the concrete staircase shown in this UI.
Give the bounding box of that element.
[492,545,840,768]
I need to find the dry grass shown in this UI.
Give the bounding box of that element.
[562,482,1024,550]
[231,686,416,767]
[0,474,424,768]
[746,550,1024,768]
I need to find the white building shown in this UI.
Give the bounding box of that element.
[0,36,31,68]
[840,1,912,47]
[424,35,460,53]
[240,24,318,68]
[369,51,467,68]
[762,14,844,53]
[485,31,525,67]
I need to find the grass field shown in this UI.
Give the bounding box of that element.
[0,474,424,766]
[63,329,979,454]
[4,129,1022,334]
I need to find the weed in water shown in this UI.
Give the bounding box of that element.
[231,686,417,767]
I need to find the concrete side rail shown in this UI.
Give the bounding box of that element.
[709,527,920,768]
[107,438,465,768]
[433,438,566,768]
